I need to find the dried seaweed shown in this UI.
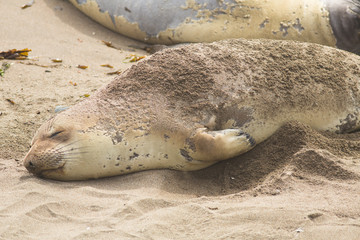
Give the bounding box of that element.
[69,81,77,86]
[52,58,62,63]
[106,70,122,75]
[0,49,31,60]
[6,99,15,105]
[19,62,61,68]
[100,64,113,68]
[123,54,146,63]
[0,62,11,77]
[77,65,88,69]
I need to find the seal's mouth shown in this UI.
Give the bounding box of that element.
[38,165,66,179]
[26,162,66,178]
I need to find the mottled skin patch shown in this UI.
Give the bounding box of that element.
[180,149,193,162]
[111,132,123,144]
[129,152,139,160]
[336,113,360,133]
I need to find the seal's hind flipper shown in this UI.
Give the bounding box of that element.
[184,128,256,162]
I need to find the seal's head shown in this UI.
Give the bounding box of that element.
[23,108,120,181]
[23,116,83,180]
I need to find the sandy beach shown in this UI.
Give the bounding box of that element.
[1,1,360,239]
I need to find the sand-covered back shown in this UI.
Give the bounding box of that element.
[1,1,360,239]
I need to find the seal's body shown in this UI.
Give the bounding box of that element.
[69,0,360,54]
[24,39,360,180]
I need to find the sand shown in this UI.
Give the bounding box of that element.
[1,0,360,239]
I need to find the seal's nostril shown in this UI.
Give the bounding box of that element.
[29,161,34,167]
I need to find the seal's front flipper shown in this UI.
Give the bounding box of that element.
[184,128,256,162]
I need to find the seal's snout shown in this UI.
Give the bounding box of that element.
[24,158,37,173]
[23,151,41,175]
[23,142,66,176]
[24,159,34,170]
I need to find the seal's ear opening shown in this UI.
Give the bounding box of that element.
[327,0,360,54]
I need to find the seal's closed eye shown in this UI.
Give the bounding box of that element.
[49,130,64,138]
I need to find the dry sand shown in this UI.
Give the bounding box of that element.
[1,0,360,239]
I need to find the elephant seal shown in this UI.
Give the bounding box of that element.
[24,38,360,181]
[69,0,360,54]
